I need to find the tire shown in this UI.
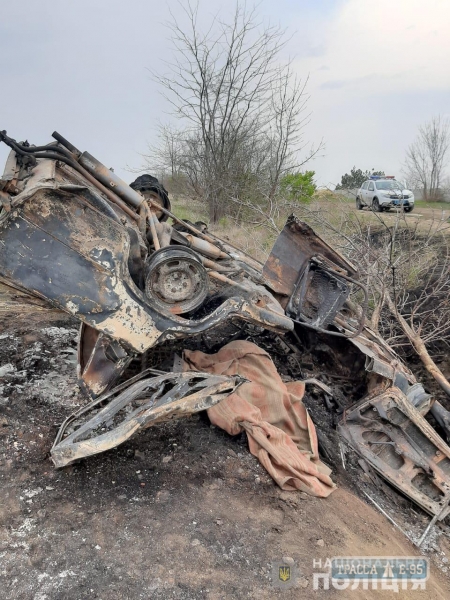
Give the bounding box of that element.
[404,206,413,213]
[372,198,382,212]
[356,197,363,210]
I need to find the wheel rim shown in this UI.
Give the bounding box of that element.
[144,246,209,314]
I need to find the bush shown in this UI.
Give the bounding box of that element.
[280,171,316,202]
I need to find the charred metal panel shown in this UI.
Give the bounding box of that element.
[350,329,416,385]
[262,215,359,332]
[78,324,133,397]
[286,262,350,327]
[0,190,163,352]
[338,387,450,518]
[263,214,357,297]
[0,213,120,313]
[51,371,245,467]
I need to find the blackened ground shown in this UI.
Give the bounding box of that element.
[1,315,450,599]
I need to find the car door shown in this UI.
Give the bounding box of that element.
[367,181,375,206]
[361,181,369,204]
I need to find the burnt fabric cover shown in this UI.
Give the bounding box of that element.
[182,340,336,497]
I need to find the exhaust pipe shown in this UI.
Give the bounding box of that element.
[52,131,144,210]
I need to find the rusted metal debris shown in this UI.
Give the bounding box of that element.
[51,370,245,468]
[2,129,450,519]
[339,387,450,518]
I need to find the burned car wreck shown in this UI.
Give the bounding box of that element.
[2,129,450,523]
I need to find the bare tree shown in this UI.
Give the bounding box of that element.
[404,115,450,201]
[150,1,320,222]
[143,124,185,180]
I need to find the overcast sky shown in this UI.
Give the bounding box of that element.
[1,0,449,188]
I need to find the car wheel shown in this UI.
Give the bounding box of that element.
[356,197,363,210]
[404,206,413,213]
[372,198,382,212]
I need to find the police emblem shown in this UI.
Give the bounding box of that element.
[279,566,291,582]
[271,559,298,589]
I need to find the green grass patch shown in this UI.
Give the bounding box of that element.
[171,201,209,223]
[414,200,450,210]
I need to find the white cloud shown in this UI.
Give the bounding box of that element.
[297,0,450,95]
[286,0,450,186]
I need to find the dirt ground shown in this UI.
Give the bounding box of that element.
[355,203,450,226]
[2,311,450,599]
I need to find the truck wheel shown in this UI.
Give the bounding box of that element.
[404,206,413,213]
[356,197,363,210]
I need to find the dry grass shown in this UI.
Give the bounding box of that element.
[170,192,450,264]
[170,194,277,262]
